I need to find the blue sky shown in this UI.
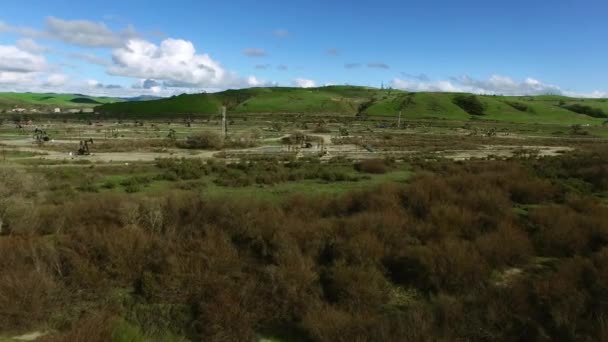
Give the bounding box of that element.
[0,0,607,97]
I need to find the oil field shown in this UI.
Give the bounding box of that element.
[2,1,608,341]
[1,86,608,341]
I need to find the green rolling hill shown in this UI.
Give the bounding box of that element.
[5,86,608,125]
[95,86,608,125]
[0,92,123,112]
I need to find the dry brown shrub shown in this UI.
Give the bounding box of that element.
[192,278,264,341]
[301,305,369,342]
[423,239,490,292]
[475,224,533,267]
[534,257,596,337]
[530,205,595,257]
[354,158,390,174]
[0,236,60,330]
[321,263,391,310]
[39,312,115,342]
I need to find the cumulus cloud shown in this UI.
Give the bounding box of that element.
[582,90,608,98]
[142,79,160,89]
[243,48,267,57]
[108,38,241,88]
[45,16,135,48]
[44,73,69,86]
[391,74,564,96]
[273,29,289,38]
[0,45,48,73]
[0,71,38,85]
[86,79,122,89]
[247,76,264,86]
[293,78,316,88]
[0,17,137,48]
[454,75,561,95]
[0,44,73,90]
[16,39,50,54]
[368,62,390,69]
[392,78,461,92]
[68,52,111,66]
[0,21,46,39]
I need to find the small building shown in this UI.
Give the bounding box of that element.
[82,108,94,113]
[11,108,26,113]
[53,108,61,113]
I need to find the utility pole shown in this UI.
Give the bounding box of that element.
[221,106,227,139]
[397,110,402,129]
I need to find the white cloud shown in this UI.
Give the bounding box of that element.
[16,39,50,54]
[44,73,69,86]
[87,79,101,87]
[247,76,263,86]
[0,17,137,48]
[454,75,561,95]
[392,78,460,92]
[0,21,46,39]
[0,44,69,90]
[0,71,38,85]
[392,74,564,96]
[243,48,267,57]
[45,16,132,48]
[293,78,316,88]
[0,45,48,73]
[585,91,608,98]
[108,38,241,88]
[273,29,289,38]
[563,90,608,99]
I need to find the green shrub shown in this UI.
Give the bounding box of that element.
[505,101,528,112]
[562,103,607,118]
[453,94,485,116]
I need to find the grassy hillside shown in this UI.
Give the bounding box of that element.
[86,86,608,125]
[0,92,122,111]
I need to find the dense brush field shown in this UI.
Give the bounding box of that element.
[1,146,607,341]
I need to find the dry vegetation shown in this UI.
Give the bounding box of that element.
[334,132,606,152]
[0,146,607,341]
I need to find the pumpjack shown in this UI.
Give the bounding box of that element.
[167,128,177,141]
[77,138,94,155]
[33,128,50,144]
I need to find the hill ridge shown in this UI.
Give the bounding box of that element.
[94,86,608,125]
